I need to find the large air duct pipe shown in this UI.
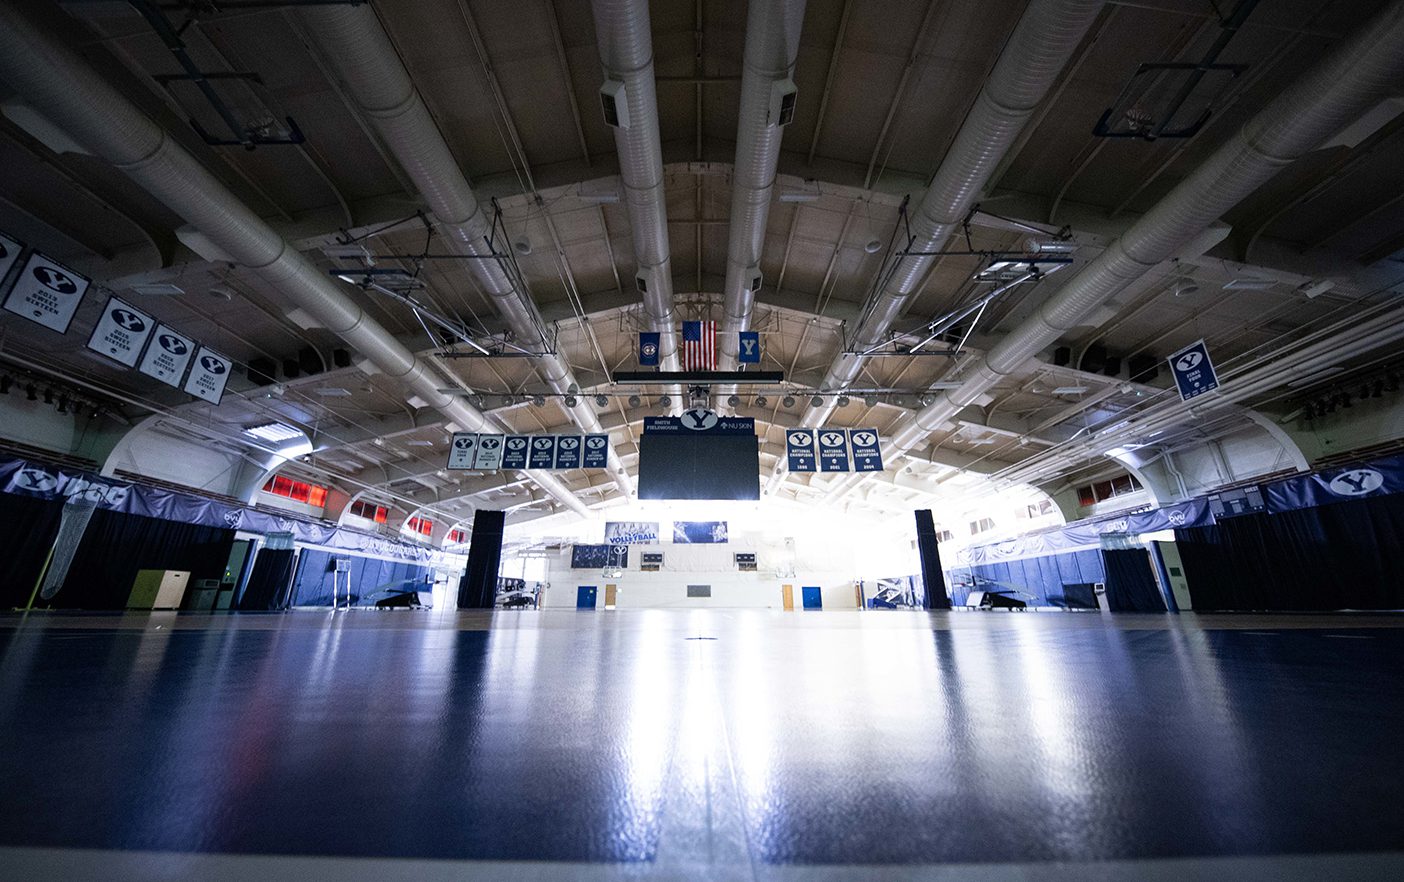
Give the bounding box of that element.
[824,0,1404,502]
[0,3,589,517]
[765,0,1105,493]
[300,5,633,498]
[716,0,808,387]
[590,0,683,387]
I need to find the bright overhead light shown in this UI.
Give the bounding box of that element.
[243,422,305,443]
[313,387,353,397]
[1051,386,1088,395]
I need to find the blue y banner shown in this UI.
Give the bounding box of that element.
[785,428,817,472]
[817,429,850,472]
[528,436,557,469]
[1168,339,1219,401]
[582,434,611,468]
[554,435,583,469]
[848,428,883,471]
[639,332,660,366]
[502,435,530,470]
[738,331,761,363]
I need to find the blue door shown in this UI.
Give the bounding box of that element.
[576,586,598,609]
[801,586,822,610]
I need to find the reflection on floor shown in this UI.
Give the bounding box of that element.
[1,609,1402,881]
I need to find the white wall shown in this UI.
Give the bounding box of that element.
[0,393,77,453]
[538,537,861,610]
[105,425,245,495]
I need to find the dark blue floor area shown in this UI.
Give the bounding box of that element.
[0,616,1402,866]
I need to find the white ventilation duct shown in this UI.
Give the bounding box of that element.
[299,5,633,499]
[824,0,1404,502]
[716,0,808,388]
[0,4,590,517]
[765,0,1105,493]
[590,0,682,385]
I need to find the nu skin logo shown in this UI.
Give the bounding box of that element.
[1327,469,1384,497]
[682,409,719,431]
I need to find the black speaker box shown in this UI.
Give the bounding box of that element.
[1053,345,1071,367]
[1079,344,1106,375]
[332,348,351,369]
[1129,354,1159,383]
[298,346,322,376]
[248,357,277,386]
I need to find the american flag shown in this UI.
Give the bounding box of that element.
[681,320,716,370]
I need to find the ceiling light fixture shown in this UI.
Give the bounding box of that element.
[754,395,767,407]
[595,394,608,407]
[564,395,578,408]
[243,422,305,443]
[782,395,796,408]
[658,395,671,408]
[727,395,741,407]
[864,395,878,407]
[628,394,641,407]
[837,395,850,407]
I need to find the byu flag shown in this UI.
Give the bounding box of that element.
[738,331,760,364]
[639,332,660,366]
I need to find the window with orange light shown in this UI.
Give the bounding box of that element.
[348,499,390,523]
[447,528,466,544]
[406,516,433,537]
[262,475,328,508]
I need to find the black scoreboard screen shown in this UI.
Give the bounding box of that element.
[638,434,759,500]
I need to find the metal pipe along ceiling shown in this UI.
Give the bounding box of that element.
[0,4,590,517]
[590,0,681,375]
[717,0,808,380]
[824,0,1404,503]
[300,5,633,500]
[765,0,1105,493]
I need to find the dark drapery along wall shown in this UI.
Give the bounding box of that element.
[0,493,64,609]
[53,510,235,609]
[1,495,234,610]
[1176,492,1404,611]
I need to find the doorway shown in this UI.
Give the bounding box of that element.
[801,586,822,610]
[577,585,598,609]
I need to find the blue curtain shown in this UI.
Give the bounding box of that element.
[0,493,63,609]
[1101,549,1167,612]
[289,549,431,607]
[1175,492,1404,610]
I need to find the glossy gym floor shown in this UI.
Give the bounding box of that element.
[1,610,1402,880]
